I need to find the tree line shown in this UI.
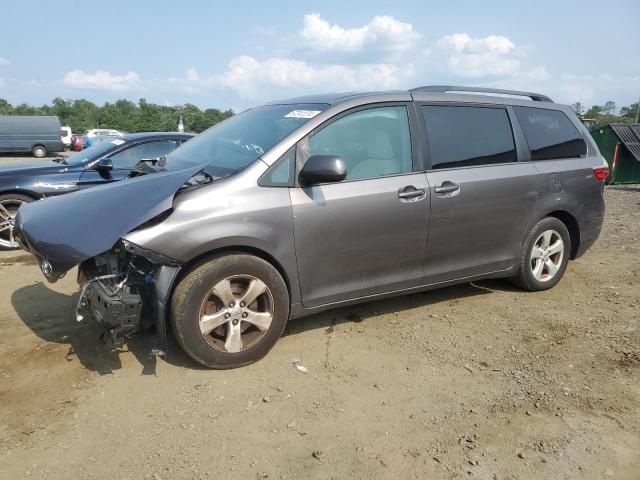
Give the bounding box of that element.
[571,100,639,126]
[0,96,637,133]
[0,97,234,134]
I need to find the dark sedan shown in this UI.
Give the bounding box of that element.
[0,132,194,249]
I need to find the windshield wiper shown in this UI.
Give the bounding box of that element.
[129,156,168,178]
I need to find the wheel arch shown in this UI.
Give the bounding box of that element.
[0,189,41,201]
[171,245,293,306]
[544,210,580,259]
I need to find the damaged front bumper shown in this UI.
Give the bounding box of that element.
[12,165,207,355]
[76,240,182,356]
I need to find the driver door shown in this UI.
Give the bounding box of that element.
[290,104,430,308]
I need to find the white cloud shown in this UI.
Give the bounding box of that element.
[437,33,520,77]
[555,73,640,104]
[214,55,413,97]
[487,66,551,92]
[62,69,141,90]
[0,57,9,66]
[185,67,200,81]
[518,66,551,82]
[300,13,420,55]
[485,68,640,105]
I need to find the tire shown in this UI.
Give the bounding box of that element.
[513,217,571,291]
[170,253,290,369]
[0,193,34,250]
[32,145,47,158]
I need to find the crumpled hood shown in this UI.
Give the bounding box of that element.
[15,165,205,281]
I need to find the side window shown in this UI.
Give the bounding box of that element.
[423,105,516,170]
[259,147,295,187]
[308,106,412,181]
[109,140,178,169]
[513,106,586,160]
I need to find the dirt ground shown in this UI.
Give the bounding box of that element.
[0,162,638,479]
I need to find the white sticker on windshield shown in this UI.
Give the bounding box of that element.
[285,110,321,119]
[110,139,125,145]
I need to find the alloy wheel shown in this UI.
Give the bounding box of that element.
[530,229,564,282]
[0,199,26,249]
[198,274,274,353]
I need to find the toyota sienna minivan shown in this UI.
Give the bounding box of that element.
[15,86,607,369]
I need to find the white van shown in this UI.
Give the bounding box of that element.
[60,126,72,148]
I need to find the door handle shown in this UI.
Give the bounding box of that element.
[434,182,460,194]
[398,186,426,199]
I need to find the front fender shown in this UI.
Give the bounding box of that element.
[123,162,302,306]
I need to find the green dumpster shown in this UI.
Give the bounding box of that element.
[590,123,640,184]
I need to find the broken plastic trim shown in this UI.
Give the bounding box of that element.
[121,239,181,266]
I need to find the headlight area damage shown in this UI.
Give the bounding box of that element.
[14,164,208,356]
[76,240,181,355]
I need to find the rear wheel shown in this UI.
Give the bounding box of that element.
[0,193,33,250]
[170,254,289,369]
[32,145,47,158]
[513,217,570,291]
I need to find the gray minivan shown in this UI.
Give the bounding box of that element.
[0,115,64,157]
[15,86,608,369]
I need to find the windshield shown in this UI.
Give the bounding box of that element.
[166,103,328,177]
[64,138,126,166]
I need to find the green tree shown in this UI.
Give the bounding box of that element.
[0,97,234,133]
[585,105,603,118]
[13,103,42,115]
[0,98,12,115]
[602,101,617,116]
[619,102,640,123]
[571,101,585,116]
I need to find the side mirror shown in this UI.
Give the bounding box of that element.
[95,158,113,171]
[299,155,346,186]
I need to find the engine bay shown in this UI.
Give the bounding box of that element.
[76,243,159,349]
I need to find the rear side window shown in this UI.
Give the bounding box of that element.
[513,106,586,160]
[422,106,516,169]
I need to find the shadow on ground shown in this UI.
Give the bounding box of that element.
[12,279,515,373]
[11,282,167,375]
[283,279,512,337]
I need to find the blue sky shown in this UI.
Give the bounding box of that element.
[1,0,638,111]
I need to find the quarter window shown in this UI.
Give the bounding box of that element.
[513,106,586,160]
[422,105,516,169]
[109,140,178,169]
[259,147,295,187]
[308,106,412,181]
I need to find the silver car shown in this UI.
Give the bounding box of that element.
[15,86,608,368]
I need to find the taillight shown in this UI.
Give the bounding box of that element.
[593,167,609,181]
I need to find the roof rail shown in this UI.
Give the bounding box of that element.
[410,85,554,103]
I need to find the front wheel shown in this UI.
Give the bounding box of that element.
[170,254,290,369]
[0,193,34,250]
[513,217,571,291]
